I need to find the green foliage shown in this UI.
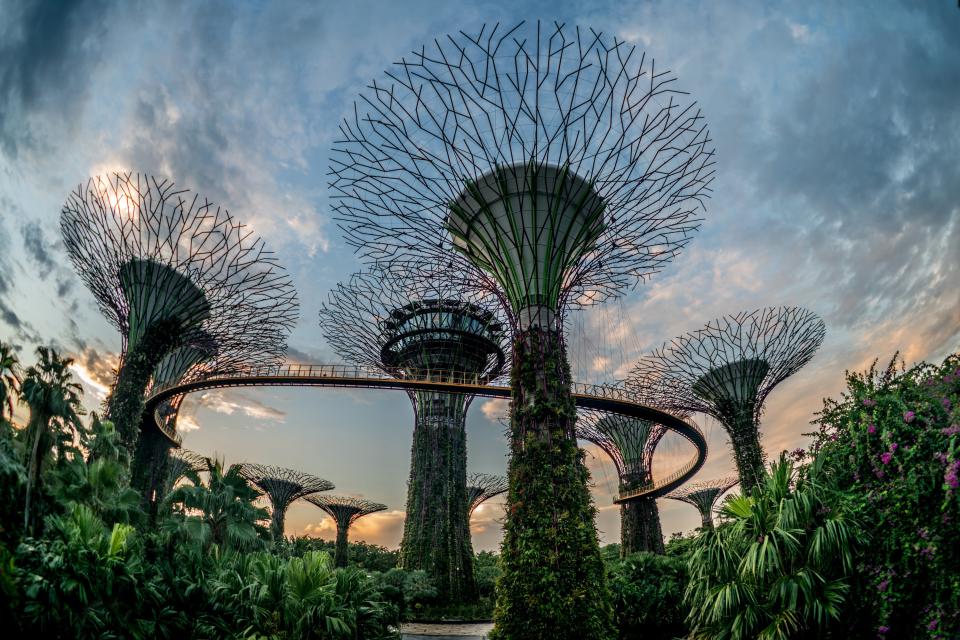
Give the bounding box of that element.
[811,354,960,638]
[491,328,614,640]
[473,550,500,600]
[163,457,270,553]
[284,536,399,572]
[684,456,860,640]
[19,347,84,533]
[663,531,698,559]
[608,552,687,640]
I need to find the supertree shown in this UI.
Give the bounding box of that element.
[330,21,714,637]
[630,307,826,489]
[305,495,388,567]
[238,464,334,541]
[60,173,299,471]
[319,265,508,603]
[466,473,508,517]
[576,409,672,555]
[665,476,738,529]
[161,448,208,496]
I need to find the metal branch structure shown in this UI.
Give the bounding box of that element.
[60,173,299,501]
[630,307,826,489]
[319,264,508,603]
[305,495,387,567]
[466,473,508,517]
[161,448,208,496]
[665,476,738,529]
[577,408,670,555]
[330,21,715,633]
[238,464,334,541]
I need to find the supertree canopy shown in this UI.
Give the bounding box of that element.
[330,21,714,636]
[466,473,508,517]
[577,410,669,555]
[630,307,826,489]
[665,476,738,529]
[305,495,388,567]
[60,173,299,465]
[319,265,509,603]
[239,464,334,541]
[161,448,208,496]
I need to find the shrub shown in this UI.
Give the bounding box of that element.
[608,551,687,640]
[812,354,960,638]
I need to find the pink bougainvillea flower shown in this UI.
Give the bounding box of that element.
[903,411,915,423]
[881,452,893,465]
[863,398,877,407]
[867,424,877,434]
[941,425,960,436]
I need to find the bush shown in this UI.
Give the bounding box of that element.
[284,536,399,572]
[608,552,687,640]
[812,354,960,638]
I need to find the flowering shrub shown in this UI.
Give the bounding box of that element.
[811,354,960,638]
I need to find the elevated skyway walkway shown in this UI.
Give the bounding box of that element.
[145,364,707,500]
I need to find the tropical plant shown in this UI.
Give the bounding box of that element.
[19,347,84,533]
[163,457,269,552]
[685,455,860,640]
[609,552,687,640]
[811,353,960,638]
[0,341,22,428]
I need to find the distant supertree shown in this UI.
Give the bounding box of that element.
[239,464,334,540]
[330,22,714,634]
[319,265,508,603]
[466,473,508,517]
[577,409,671,555]
[161,448,208,495]
[305,495,388,567]
[631,307,826,489]
[665,476,738,529]
[60,174,298,474]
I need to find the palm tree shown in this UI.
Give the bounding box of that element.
[684,455,860,639]
[0,342,22,428]
[164,457,269,552]
[21,347,84,532]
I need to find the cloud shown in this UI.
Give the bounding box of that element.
[0,0,122,158]
[19,220,55,278]
[479,399,509,423]
[194,389,286,422]
[68,346,119,400]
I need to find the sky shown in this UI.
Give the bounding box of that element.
[0,0,958,552]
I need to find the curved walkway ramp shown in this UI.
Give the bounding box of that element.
[145,364,707,500]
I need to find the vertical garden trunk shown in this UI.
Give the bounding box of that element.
[727,412,766,490]
[335,522,350,568]
[130,421,173,521]
[491,328,614,640]
[620,493,664,556]
[399,391,476,603]
[106,320,179,457]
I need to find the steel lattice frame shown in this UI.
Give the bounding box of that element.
[162,448,208,495]
[466,473,508,517]
[239,464,334,540]
[331,21,715,329]
[630,306,826,489]
[60,173,299,462]
[665,476,738,529]
[319,264,508,602]
[305,494,388,567]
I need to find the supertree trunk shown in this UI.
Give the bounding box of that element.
[620,498,664,556]
[106,319,180,456]
[130,421,173,521]
[492,328,614,640]
[400,391,476,603]
[727,411,766,490]
[334,522,350,568]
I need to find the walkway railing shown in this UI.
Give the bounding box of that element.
[146,363,707,499]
